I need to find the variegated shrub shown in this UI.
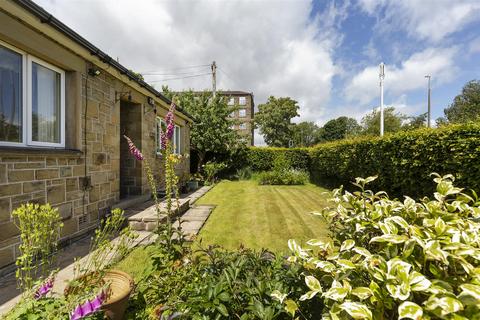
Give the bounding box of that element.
[284,174,480,319]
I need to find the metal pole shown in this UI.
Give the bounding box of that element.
[211,61,217,98]
[425,75,431,128]
[379,63,385,136]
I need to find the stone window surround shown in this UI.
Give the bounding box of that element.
[0,39,66,149]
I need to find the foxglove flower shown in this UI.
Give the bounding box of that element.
[165,103,176,140]
[70,291,106,320]
[123,135,144,161]
[34,277,54,299]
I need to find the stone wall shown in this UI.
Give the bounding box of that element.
[0,69,190,270]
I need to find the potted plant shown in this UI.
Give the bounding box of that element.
[66,208,137,320]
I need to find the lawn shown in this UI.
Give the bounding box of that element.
[195,179,330,253]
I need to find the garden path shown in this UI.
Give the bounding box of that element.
[0,186,212,316]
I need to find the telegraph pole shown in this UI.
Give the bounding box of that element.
[425,75,431,128]
[379,62,385,136]
[211,61,217,97]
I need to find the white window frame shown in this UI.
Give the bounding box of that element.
[0,40,65,148]
[239,96,246,105]
[174,125,181,155]
[239,122,247,130]
[27,56,65,148]
[0,40,27,147]
[239,109,246,118]
[156,117,166,155]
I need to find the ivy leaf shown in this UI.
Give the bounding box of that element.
[409,271,431,291]
[458,283,480,304]
[370,234,409,244]
[284,299,298,317]
[352,247,372,257]
[340,301,372,319]
[434,218,446,235]
[323,287,349,301]
[398,301,423,320]
[299,290,318,301]
[351,287,373,300]
[426,297,463,316]
[271,290,287,304]
[340,240,355,252]
[315,261,336,272]
[336,259,356,269]
[305,276,322,292]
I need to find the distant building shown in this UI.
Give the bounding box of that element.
[223,91,255,146]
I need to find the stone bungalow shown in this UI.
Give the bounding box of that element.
[0,0,193,270]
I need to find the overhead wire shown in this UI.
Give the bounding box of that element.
[147,72,212,83]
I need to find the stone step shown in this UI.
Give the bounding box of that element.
[128,198,190,231]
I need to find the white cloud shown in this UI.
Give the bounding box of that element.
[344,47,458,105]
[469,37,480,54]
[358,0,480,43]
[35,0,343,124]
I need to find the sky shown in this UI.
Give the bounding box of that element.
[35,0,480,145]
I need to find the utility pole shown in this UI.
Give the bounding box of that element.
[379,62,385,136]
[425,75,431,128]
[211,61,217,97]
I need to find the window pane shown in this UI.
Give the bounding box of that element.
[239,97,246,105]
[239,109,246,117]
[175,126,180,154]
[32,62,61,143]
[0,45,22,143]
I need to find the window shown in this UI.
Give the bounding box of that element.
[0,41,65,147]
[174,125,181,154]
[238,96,246,105]
[227,97,235,105]
[239,109,246,118]
[156,119,181,155]
[239,122,246,130]
[156,117,166,154]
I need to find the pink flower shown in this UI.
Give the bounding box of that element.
[34,277,54,299]
[164,103,176,140]
[123,135,144,161]
[70,291,106,320]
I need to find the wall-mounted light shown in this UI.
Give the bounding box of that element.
[147,97,155,105]
[88,67,101,77]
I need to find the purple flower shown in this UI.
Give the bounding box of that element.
[123,135,144,161]
[70,291,106,320]
[34,277,54,299]
[164,103,176,140]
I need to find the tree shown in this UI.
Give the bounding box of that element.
[291,122,320,147]
[361,107,405,136]
[403,112,427,130]
[255,96,299,147]
[319,116,361,142]
[163,87,243,171]
[444,80,480,123]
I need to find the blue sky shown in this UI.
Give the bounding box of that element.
[310,0,480,123]
[37,0,480,139]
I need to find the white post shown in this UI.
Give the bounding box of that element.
[379,62,385,137]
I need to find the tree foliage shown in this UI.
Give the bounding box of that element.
[444,80,480,123]
[361,107,405,136]
[163,87,243,171]
[292,121,320,147]
[319,116,361,142]
[255,96,299,147]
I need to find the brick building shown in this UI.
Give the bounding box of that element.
[0,0,192,270]
[224,91,255,146]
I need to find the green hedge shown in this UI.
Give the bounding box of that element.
[246,147,310,171]
[246,124,480,197]
[309,123,480,197]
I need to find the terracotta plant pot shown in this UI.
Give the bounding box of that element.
[65,270,134,320]
[101,270,134,320]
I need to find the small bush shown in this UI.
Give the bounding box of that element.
[258,169,309,185]
[247,147,310,172]
[236,167,253,180]
[203,161,227,184]
[286,174,480,319]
